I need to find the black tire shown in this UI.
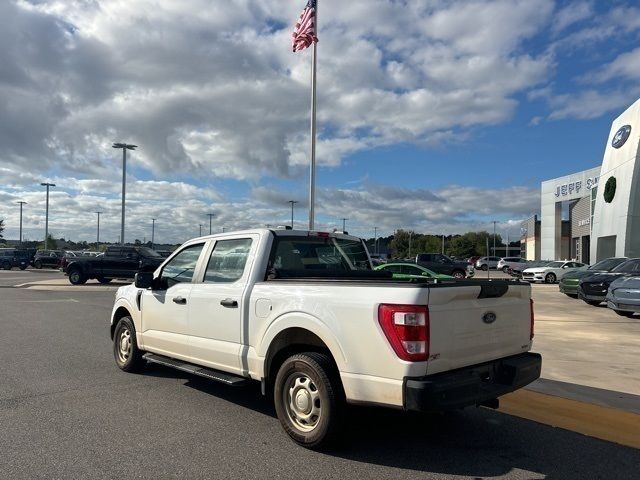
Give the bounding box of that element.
[274,352,344,450]
[502,266,510,273]
[113,316,144,372]
[545,273,556,284]
[96,276,112,284]
[2,262,11,270]
[34,260,42,269]
[451,270,465,279]
[584,300,601,306]
[613,310,635,317]
[19,265,27,270]
[68,268,87,285]
[480,264,488,271]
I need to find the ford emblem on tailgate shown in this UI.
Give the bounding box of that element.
[482,312,497,324]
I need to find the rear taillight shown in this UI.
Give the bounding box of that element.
[378,304,429,362]
[530,299,535,340]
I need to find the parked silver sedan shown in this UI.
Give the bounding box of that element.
[606,276,640,317]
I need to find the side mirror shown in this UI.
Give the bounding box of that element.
[135,272,154,289]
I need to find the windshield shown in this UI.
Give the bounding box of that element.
[590,258,627,271]
[546,261,564,268]
[137,247,161,257]
[612,259,640,273]
[270,236,372,273]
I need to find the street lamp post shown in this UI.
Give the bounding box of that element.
[341,218,348,232]
[95,211,103,249]
[40,183,55,250]
[112,143,138,245]
[151,218,156,249]
[493,221,497,256]
[16,201,27,245]
[288,201,298,229]
[207,213,215,235]
[374,226,378,256]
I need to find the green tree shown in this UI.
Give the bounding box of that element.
[0,219,4,239]
[38,234,58,250]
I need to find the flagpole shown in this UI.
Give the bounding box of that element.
[308,3,318,230]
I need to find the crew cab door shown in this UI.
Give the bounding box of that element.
[187,236,257,375]
[140,242,207,358]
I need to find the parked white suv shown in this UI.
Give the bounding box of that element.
[475,256,502,271]
[110,229,541,449]
[497,257,528,273]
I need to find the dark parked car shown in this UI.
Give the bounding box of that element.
[578,258,640,306]
[559,257,628,298]
[33,250,64,269]
[415,253,474,279]
[0,249,30,270]
[63,246,165,285]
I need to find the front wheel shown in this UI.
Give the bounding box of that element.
[113,316,144,372]
[480,264,488,271]
[545,273,556,284]
[451,270,465,279]
[274,352,344,450]
[502,266,510,273]
[34,260,42,269]
[68,269,87,285]
[613,309,635,317]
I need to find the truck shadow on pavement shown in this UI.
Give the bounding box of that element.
[141,364,639,479]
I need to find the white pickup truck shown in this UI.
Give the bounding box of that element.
[110,229,541,449]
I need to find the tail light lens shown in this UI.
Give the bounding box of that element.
[530,299,535,340]
[378,304,429,362]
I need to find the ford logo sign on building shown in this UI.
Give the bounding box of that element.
[482,312,497,324]
[612,125,631,149]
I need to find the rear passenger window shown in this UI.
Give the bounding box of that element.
[204,239,253,283]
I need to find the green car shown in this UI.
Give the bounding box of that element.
[374,262,454,280]
[558,257,628,297]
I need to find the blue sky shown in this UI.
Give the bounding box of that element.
[1,0,640,244]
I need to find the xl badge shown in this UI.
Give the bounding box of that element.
[482,312,497,324]
[612,125,631,149]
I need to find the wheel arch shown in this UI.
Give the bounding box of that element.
[110,305,133,340]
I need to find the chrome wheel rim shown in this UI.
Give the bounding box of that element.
[70,271,80,283]
[283,373,321,432]
[117,327,132,364]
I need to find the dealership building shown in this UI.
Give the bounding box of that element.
[522,98,640,263]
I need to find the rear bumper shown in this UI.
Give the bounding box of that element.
[403,352,542,412]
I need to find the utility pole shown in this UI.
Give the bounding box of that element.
[408,231,413,259]
[95,211,102,249]
[374,226,378,255]
[442,233,445,255]
[40,183,56,250]
[207,213,215,235]
[151,218,156,249]
[17,201,27,245]
[199,224,203,236]
[288,201,298,229]
[341,218,348,232]
[493,220,497,256]
[112,143,138,245]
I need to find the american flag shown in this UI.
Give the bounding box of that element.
[292,0,318,53]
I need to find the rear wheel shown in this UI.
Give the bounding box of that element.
[68,268,87,285]
[2,262,11,270]
[451,270,465,279]
[274,352,344,450]
[113,316,144,372]
[545,273,556,284]
[34,260,42,269]
[502,266,510,273]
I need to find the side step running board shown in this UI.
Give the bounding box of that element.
[143,353,249,386]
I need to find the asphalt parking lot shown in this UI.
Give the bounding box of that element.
[1,269,639,479]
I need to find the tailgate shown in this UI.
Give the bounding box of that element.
[426,282,532,375]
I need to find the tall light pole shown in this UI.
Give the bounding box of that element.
[40,183,55,250]
[16,201,27,245]
[374,226,378,255]
[288,200,298,229]
[341,218,348,232]
[151,218,156,249]
[199,224,203,236]
[207,213,215,235]
[95,211,103,249]
[112,143,138,245]
[493,220,497,256]
[408,231,413,259]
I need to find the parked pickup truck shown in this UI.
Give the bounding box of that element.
[63,245,164,285]
[415,253,475,279]
[110,229,540,449]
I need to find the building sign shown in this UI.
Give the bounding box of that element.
[555,177,599,197]
[578,218,590,227]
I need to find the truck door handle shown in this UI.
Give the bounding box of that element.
[220,298,238,308]
[172,296,187,305]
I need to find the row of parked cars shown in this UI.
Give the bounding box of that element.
[0,248,103,270]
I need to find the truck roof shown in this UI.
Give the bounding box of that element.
[189,228,363,242]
